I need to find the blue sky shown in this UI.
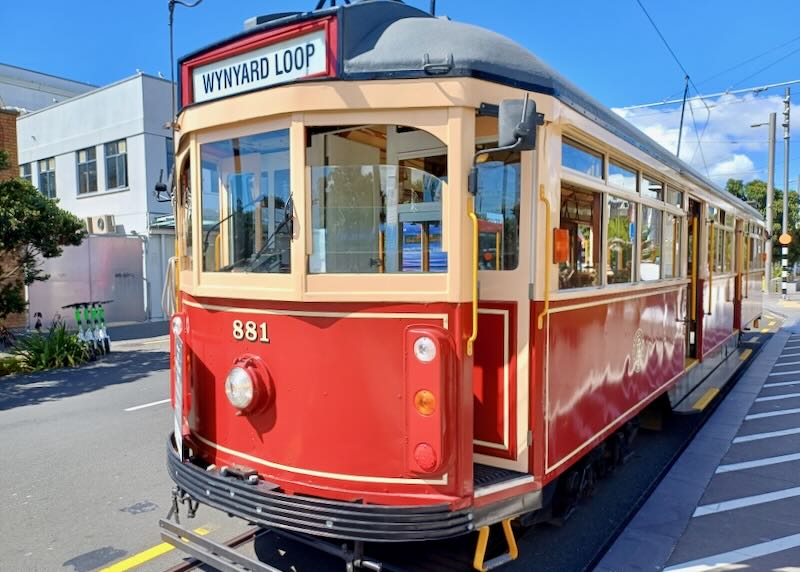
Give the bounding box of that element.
[3,0,800,186]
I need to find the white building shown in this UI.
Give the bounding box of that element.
[0,62,95,112]
[16,73,175,322]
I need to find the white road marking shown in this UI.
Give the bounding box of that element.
[765,380,800,388]
[663,533,800,572]
[774,361,800,367]
[769,370,800,377]
[733,427,800,443]
[716,452,800,473]
[693,486,800,517]
[746,408,800,420]
[124,398,171,412]
[779,352,800,358]
[756,392,800,402]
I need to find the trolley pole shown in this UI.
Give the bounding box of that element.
[782,88,791,299]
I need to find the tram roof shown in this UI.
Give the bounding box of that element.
[182,0,762,221]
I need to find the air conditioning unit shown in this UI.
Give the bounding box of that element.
[90,215,116,234]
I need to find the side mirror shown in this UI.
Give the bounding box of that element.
[498,96,542,150]
[153,169,173,203]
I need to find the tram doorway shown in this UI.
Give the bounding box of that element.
[686,198,702,360]
[471,124,531,472]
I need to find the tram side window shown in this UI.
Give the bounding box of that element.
[307,125,447,274]
[640,206,662,281]
[200,129,291,274]
[562,138,603,179]
[558,185,601,288]
[607,196,636,284]
[663,213,681,279]
[180,156,192,269]
[475,145,522,271]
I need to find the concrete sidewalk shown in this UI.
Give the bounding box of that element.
[595,298,800,572]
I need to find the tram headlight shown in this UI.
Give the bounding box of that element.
[172,315,183,336]
[413,336,437,363]
[225,367,255,410]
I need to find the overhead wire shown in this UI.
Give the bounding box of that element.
[730,45,800,89]
[635,0,712,166]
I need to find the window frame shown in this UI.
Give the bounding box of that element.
[76,146,98,195]
[19,163,32,184]
[559,130,689,292]
[37,157,56,198]
[104,139,129,190]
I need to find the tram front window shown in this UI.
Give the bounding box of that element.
[200,129,291,273]
[307,125,448,274]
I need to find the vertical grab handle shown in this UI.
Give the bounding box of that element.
[467,195,479,356]
[707,221,715,316]
[537,185,551,330]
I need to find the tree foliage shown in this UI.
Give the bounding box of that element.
[0,177,87,320]
[726,178,800,268]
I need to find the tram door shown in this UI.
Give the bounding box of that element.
[686,198,702,360]
[471,133,530,472]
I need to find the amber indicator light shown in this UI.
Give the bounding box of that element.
[414,390,436,416]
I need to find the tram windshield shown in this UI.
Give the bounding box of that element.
[200,129,292,273]
[307,125,448,274]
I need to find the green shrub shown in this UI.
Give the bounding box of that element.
[0,356,23,377]
[11,324,89,371]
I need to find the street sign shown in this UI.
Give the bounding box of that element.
[779,233,792,245]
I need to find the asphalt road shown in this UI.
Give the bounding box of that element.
[0,336,248,572]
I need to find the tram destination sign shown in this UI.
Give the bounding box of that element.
[192,29,328,103]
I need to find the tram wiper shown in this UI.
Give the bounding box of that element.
[244,196,294,272]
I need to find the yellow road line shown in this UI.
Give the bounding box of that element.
[693,388,720,411]
[769,321,777,327]
[762,328,771,333]
[98,526,211,572]
[740,349,753,361]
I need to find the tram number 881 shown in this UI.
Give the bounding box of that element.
[232,320,270,343]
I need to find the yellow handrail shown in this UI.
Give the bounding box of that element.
[537,184,551,330]
[467,196,479,356]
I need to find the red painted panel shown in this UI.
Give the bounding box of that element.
[740,272,764,328]
[472,302,517,460]
[700,277,735,357]
[180,16,338,107]
[182,294,472,506]
[538,286,686,478]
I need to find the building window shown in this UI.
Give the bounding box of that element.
[667,187,684,208]
[38,158,56,198]
[640,206,662,281]
[105,139,128,189]
[559,185,602,289]
[166,138,175,176]
[607,196,636,284]
[77,147,98,194]
[608,160,637,192]
[562,138,603,179]
[19,163,32,184]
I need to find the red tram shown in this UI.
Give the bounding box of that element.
[162,2,766,569]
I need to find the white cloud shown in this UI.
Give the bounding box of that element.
[709,154,755,180]
[613,92,800,185]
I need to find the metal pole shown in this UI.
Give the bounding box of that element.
[766,112,776,291]
[676,76,689,158]
[782,87,791,298]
